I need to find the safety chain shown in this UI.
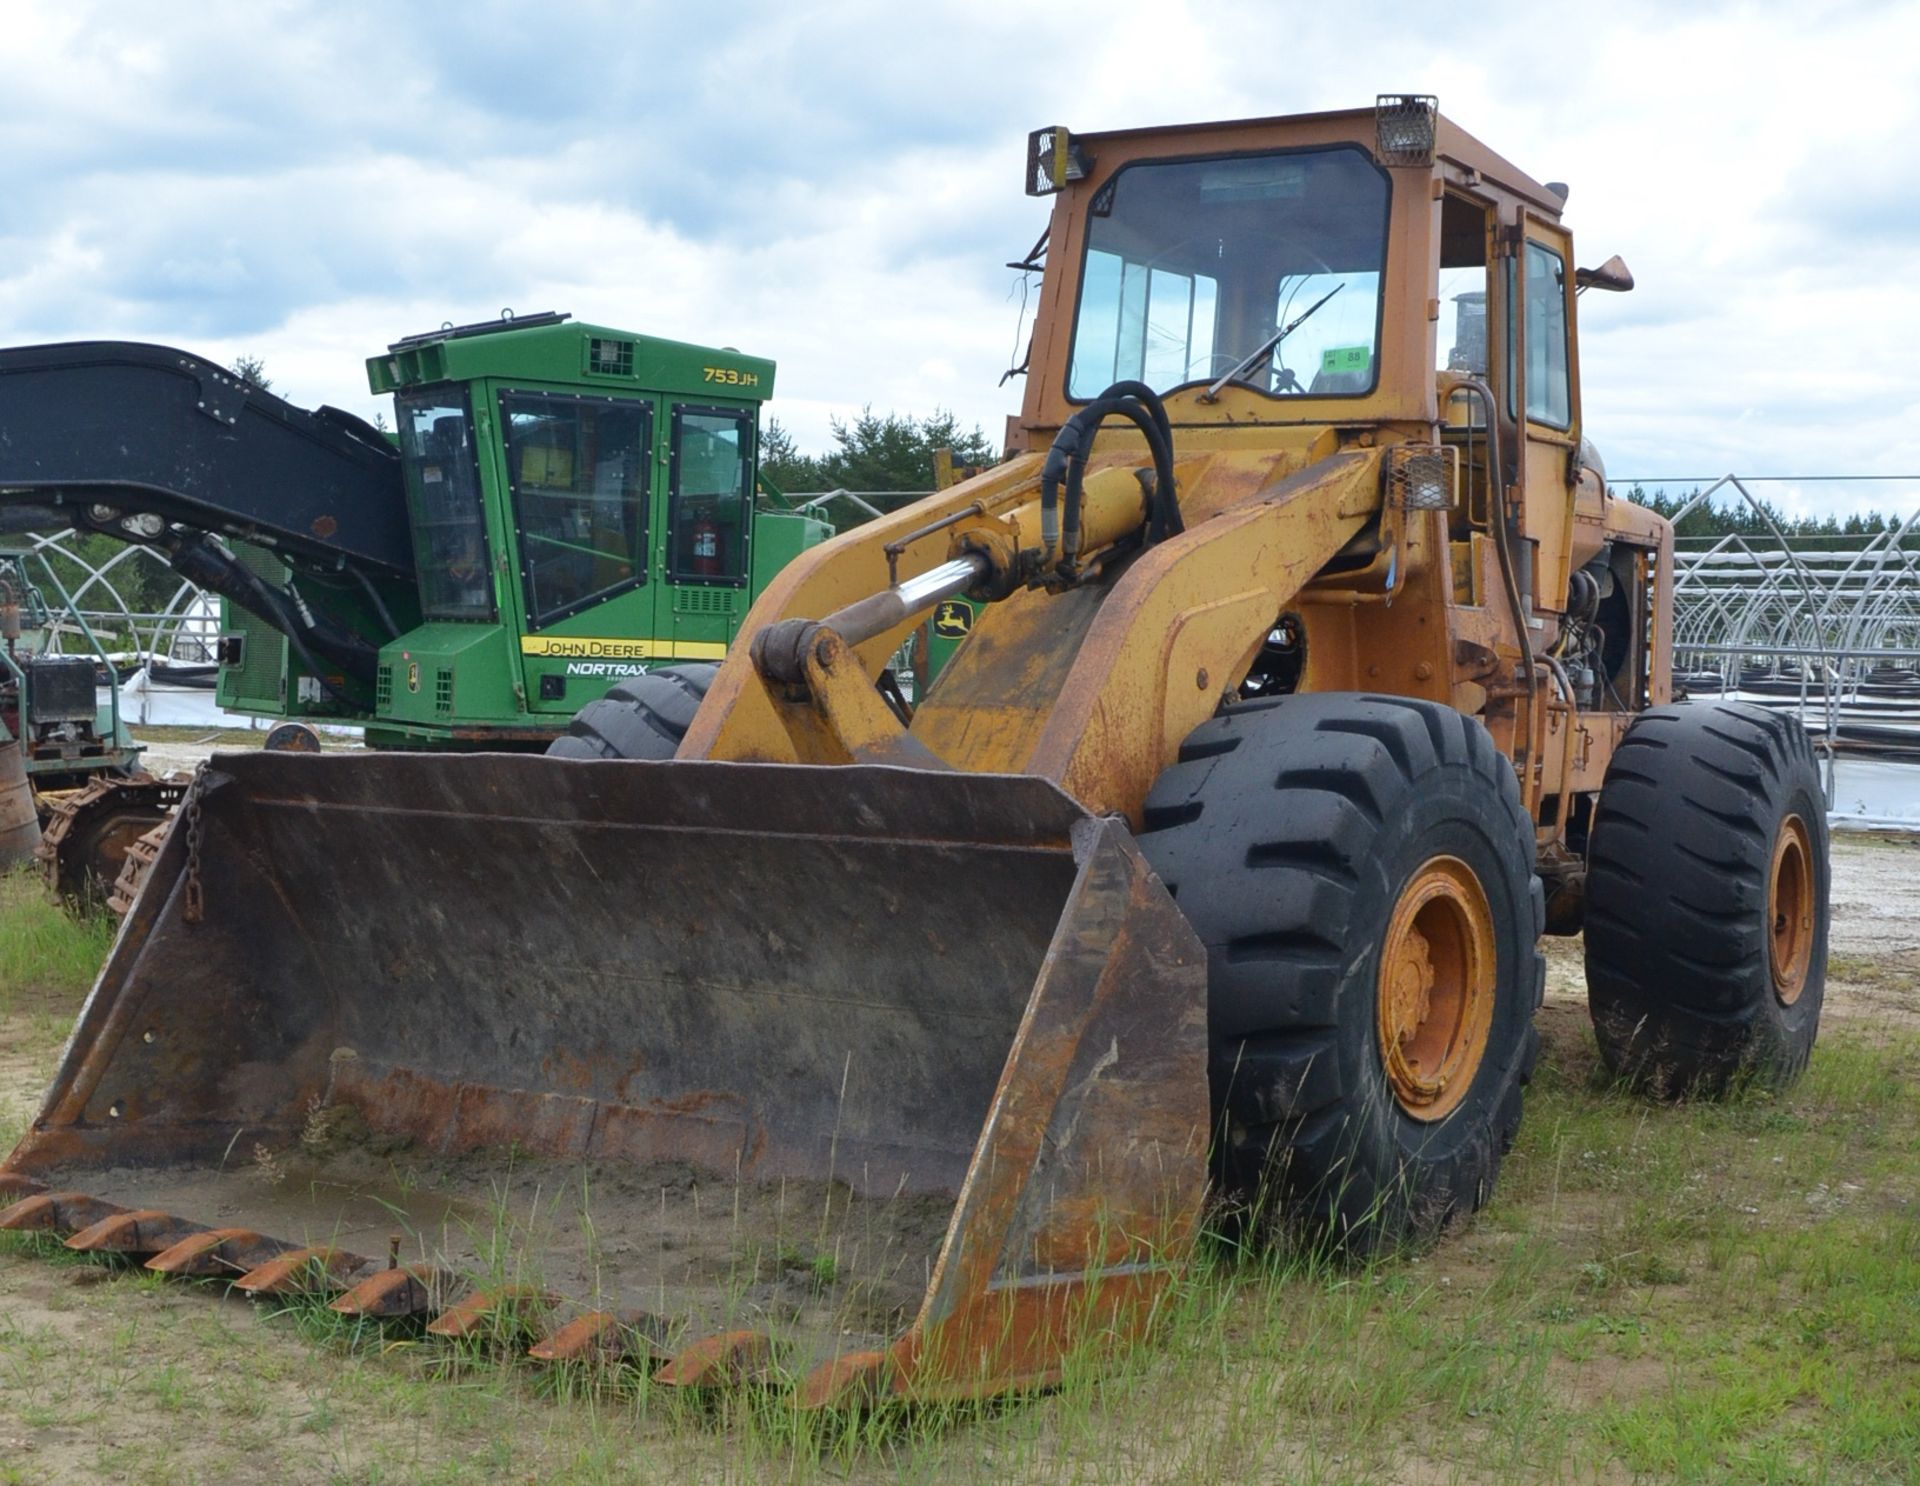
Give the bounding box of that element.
[181,781,206,924]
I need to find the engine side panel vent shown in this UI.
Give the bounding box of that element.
[588,338,635,377]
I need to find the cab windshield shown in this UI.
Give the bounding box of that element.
[396,390,494,621]
[1067,146,1391,401]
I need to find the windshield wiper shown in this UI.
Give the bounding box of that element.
[1198,284,1344,403]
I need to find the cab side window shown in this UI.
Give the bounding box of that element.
[1436,194,1490,382]
[1522,242,1572,428]
[502,392,650,628]
[669,407,753,585]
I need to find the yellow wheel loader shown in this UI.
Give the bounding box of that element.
[1,97,1829,1407]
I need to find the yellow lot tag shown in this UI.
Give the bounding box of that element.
[520,635,727,661]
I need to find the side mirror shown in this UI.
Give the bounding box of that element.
[1574,255,1634,293]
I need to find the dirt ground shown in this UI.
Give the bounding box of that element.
[1533,832,1920,1034]
[128,726,359,778]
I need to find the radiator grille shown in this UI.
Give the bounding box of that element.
[673,587,737,616]
[27,657,96,723]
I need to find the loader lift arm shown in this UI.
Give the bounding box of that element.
[0,340,412,689]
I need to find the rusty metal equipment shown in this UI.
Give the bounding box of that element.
[2,98,1828,1405]
[0,739,39,869]
[0,547,166,900]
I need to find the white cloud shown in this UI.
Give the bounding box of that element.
[2,0,1917,512]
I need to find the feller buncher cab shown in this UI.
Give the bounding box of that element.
[2,100,1829,1408]
[220,313,827,747]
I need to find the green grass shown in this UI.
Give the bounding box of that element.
[0,860,1916,1481]
[0,869,115,1012]
[4,1026,1911,1483]
[0,870,114,1155]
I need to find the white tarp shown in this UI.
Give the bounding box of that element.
[114,665,259,730]
[1829,758,1920,832]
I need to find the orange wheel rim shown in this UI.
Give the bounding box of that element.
[1376,855,1497,1122]
[1768,814,1816,1005]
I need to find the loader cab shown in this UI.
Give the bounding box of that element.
[1014,100,1641,668]
[362,314,828,747]
[1019,100,1583,443]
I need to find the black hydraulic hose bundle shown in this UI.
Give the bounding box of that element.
[162,533,376,703]
[1040,381,1181,578]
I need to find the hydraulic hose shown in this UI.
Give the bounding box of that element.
[1039,382,1180,578]
[1086,382,1176,541]
[161,533,376,703]
[346,564,404,643]
[1452,376,1540,788]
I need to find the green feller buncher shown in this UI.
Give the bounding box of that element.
[0,311,837,899]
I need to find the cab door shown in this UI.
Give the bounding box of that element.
[499,389,659,714]
[661,403,756,660]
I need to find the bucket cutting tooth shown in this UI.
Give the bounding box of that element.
[0,1175,45,1202]
[655,1330,776,1388]
[65,1208,207,1255]
[796,1351,892,1410]
[527,1310,667,1365]
[234,1246,371,1298]
[425,1285,557,1341]
[0,1191,127,1235]
[330,1264,446,1319]
[147,1228,294,1278]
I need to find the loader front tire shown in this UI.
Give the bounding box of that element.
[1139,693,1543,1250]
[546,664,718,761]
[1585,702,1828,1098]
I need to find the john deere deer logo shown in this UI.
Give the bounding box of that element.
[933,600,974,639]
[406,660,420,693]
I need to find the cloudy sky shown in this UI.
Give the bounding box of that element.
[5,0,1918,518]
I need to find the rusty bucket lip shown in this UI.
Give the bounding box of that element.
[1769,812,1816,1006]
[1376,854,1496,1123]
[201,750,1097,851]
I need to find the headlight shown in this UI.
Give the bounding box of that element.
[1375,95,1438,166]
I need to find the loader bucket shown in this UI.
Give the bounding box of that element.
[1,752,1208,1405]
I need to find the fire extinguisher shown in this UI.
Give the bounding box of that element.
[691,515,722,576]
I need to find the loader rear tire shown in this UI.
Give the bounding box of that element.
[546,664,718,761]
[1139,693,1543,1251]
[1585,702,1828,1098]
